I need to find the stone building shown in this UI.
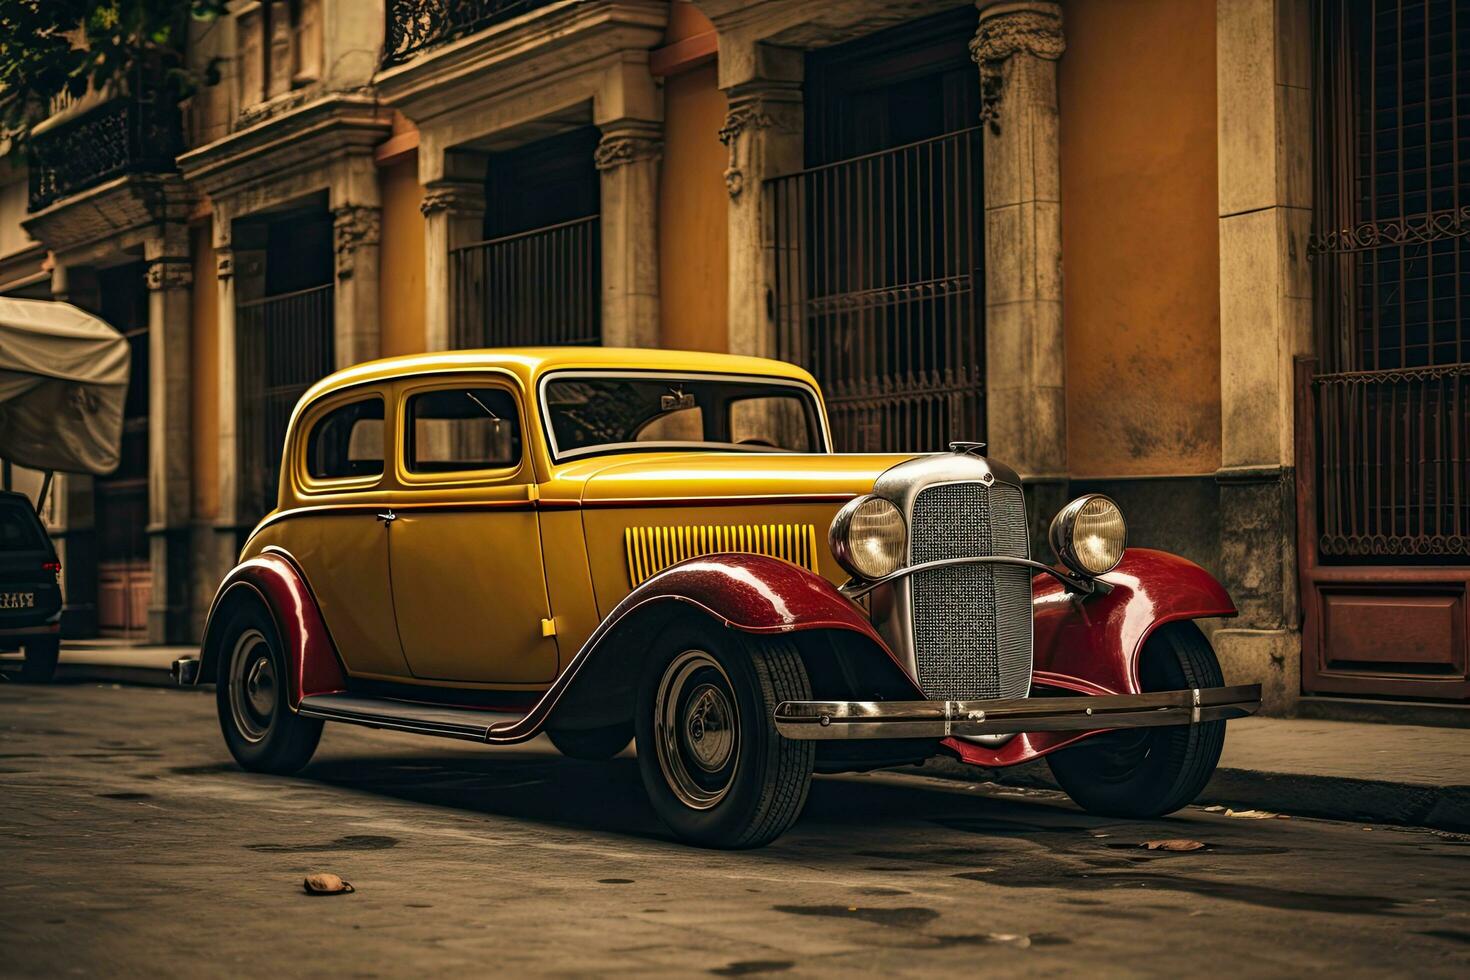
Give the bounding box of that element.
[0,0,1464,717]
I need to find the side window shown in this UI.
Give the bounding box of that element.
[305,397,385,481]
[406,387,522,474]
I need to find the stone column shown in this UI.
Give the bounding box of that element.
[420,151,485,352]
[1213,0,1312,715]
[595,121,662,348]
[717,70,802,358]
[46,264,101,637]
[211,208,244,573]
[144,233,194,644]
[972,0,1068,545]
[331,203,382,368]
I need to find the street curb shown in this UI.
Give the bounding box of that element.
[52,663,195,690]
[906,756,1470,834]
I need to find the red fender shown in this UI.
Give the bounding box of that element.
[197,550,347,709]
[946,547,1236,767]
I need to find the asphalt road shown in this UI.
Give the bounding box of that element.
[1,680,1467,978]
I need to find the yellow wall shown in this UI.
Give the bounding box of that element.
[658,62,728,353]
[1059,0,1220,477]
[379,156,427,357]
[190,222,219,518]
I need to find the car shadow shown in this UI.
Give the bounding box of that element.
[289,744,1106,850]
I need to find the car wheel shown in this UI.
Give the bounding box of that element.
[215,601,323,775]
[547,723,633,760]
[18,636,60,683]
[634,624,814,849]
[1047,621,1226,819]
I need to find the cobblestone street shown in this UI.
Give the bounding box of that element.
[2,680,1467,977]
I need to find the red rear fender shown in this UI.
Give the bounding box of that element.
[197,551,346,709]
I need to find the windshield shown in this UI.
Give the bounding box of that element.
[540,372,826,461]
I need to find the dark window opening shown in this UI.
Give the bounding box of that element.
[306,398,384,481]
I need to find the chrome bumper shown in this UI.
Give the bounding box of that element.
[773,684,1261,740]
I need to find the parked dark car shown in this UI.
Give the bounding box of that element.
[0,491,62,682]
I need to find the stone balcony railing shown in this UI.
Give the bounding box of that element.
[381,0,560,66]
[27,93,183,212]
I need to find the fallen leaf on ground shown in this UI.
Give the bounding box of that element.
[1202,805,1226,813]
[304,872,355,896]
[1223,808,1278,819]
[1142,839,1206,851]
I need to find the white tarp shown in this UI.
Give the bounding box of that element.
[0,297,130,475]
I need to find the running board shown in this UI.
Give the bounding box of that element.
[297,693,524,743]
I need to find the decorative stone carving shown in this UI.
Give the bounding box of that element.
[593,132,662,172]
[216,247,235,281]
[419,185,484,217]
[718,97,797,199]
[970,4,1065,133]
[146,258,193,291]
[332,205,381,280]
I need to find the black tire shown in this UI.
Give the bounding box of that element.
[634,623,814,849]
[1047,622,1226,819]
[547,723,633,760]
[19,636,59,683]
[215,601,322,775]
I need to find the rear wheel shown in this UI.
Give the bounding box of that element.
[19,636,59,683]
[547,723,633,760]
[215,602,322,775]
[1047,622,1226,818]
[635,624,814,849]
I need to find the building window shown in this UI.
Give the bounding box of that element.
[1309,0,1470,559]
[767,9,985,454]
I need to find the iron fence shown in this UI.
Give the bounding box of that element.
[237,284,335,522]
[382,0,558,66]
[1308,0,1470,559]
[766,127,985,454]
[28,94,182,211]
[450,215,601,348]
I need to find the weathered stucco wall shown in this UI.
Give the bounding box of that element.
[190,223,219,520]
[658,62,729,353]
[1059,0,1221,478]
[378,155,427,357]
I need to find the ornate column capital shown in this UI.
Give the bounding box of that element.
[215,247,235,281]
[594,130,663,172]
[332,204,381,280]
[420,182,485,217]
[971,1,1065,132]
[146,257,193,291]
[717,90,801,199]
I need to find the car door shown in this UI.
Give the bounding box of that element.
[281,388,412,680]
[385,375,559,685]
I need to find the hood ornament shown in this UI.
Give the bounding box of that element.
[948,440,987,456]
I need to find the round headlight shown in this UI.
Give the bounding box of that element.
[829,495,907,580]
[1049,494,1127,577]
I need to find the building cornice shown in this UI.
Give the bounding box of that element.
[177,91,393,201]
[373,0,667,124]
[21,173,194,263]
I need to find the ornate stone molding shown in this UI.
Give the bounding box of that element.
[970,3,1065,133]
[332,205,381,280]
[718,96,798,199]
[216,247,235,281]
[146,257,193,291]
[593,132,662,172]
[419,184,484,217]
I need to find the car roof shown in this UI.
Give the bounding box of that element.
[295,347,823,408]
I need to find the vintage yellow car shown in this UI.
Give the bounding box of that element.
[176,348,1259,848]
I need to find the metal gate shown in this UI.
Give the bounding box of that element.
[1299,0,1470,699]
[766,126,985,454]
[237,284,335,524]
[449,215,601,349]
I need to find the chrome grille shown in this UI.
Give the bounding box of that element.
[909,481,1032,700]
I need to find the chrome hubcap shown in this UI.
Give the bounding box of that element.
[228,628,275,744]
[654,650,740,810]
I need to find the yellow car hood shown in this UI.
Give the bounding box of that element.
[565,451,919,504]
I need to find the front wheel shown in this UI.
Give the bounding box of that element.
[215,601,322,775]
[635,625,814,849]
[1047,622,1226,818]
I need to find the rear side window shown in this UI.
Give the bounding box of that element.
[406,387,521,474]
[0,501,45,551]
[305,397,384,481]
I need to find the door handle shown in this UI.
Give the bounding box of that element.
[376,509,396,525]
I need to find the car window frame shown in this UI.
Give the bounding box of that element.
[536,369,831,464]
[394,373,532,488]
[294,387,390,496]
